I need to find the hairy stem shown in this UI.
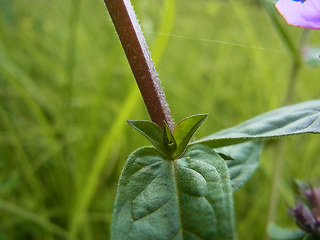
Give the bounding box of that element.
[104,0,174,130]
[68,1,176,238]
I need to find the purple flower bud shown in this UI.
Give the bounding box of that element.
[289,184,320,237]
[289,203,314,233]
[305,188,320,216]
[276,0,320,30]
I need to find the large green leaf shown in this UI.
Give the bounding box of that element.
[268,224,306,240]
[216,141,262,192]
[193,100,320,148]
[111,144,237,240]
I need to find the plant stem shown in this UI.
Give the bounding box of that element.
[283,29,310,105]
[68,1,176,238]
[266,29,310,240]
[104,0,174,130]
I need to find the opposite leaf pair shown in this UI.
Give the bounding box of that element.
[117,100,320,240]
[128,114,208,159]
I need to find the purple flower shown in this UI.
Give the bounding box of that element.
[289,203,316,234]
[276,0,320,29]
[289,184,320,237]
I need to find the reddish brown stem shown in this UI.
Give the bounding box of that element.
[104,0,174,130]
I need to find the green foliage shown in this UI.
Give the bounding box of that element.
[127,120,168,156]
[268,224,306,240]
[172,114,208,158]
[194,100,320,148]
[268,224,320,240]
[118,100,320,238]
[128,114,207,159]
[112,144,236,240]
[1,0,320,239]
[217,141,262,192]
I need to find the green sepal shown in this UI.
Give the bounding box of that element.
[127,120,170,157]
[268,223,306,240]
[172,113,208,158]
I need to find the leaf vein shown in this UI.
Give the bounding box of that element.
[131,164,165,203]
[132,196,174,222]
[183,229,206,240]
[172,162,184,239]
[170,229,181,240]
[302,114,320,130]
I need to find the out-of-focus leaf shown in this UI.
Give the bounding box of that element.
[216,141,262,192]
[192,100,320,148]
[0,232,8,240]
[268,223,306,240]
[111,144,237,240]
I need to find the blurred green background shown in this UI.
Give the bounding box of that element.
[1,0,320,239]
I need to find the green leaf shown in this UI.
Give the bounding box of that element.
[111,144,237,240]
[172,114,208,158]
[127,120,170,157]
[268,224,306,240]
[216,141,262,192]
[193,100,320,148]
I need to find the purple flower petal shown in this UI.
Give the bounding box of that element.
[276,0,320,29]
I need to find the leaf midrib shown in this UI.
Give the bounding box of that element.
[171,161,209,240]
[171,160,183,239]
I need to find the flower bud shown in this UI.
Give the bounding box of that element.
[289,183,320,237]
